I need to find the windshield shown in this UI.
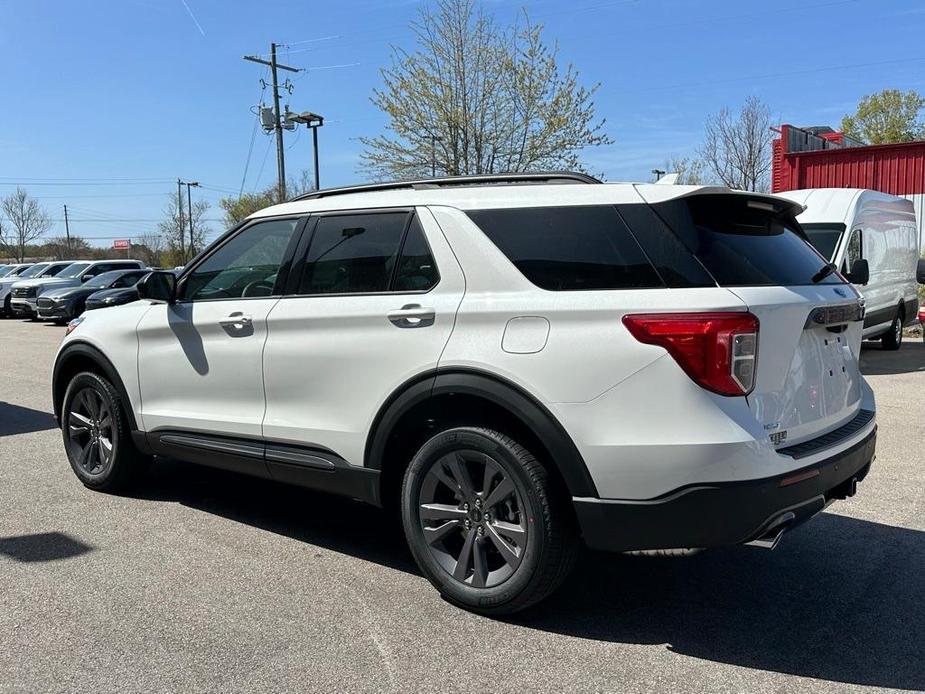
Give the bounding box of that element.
[56,262,91,279]
[18,263,50,278]
[800,223,846,262]
[87,270,129,289]
[0,265,10,277]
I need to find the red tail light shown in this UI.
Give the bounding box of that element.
[622,312,759,396]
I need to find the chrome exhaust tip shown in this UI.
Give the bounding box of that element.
[746,511,796,550]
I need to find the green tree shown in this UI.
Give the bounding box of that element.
[218,170,314,228]
[360,0,612,179]
[841,89,925,144]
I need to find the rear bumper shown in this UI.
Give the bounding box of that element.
[574,426,876,552]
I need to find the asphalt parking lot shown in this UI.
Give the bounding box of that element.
[1,318,923,694]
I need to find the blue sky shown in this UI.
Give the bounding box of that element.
[1,0,924,246]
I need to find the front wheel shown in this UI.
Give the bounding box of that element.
[61,371,150,492]
[401,427,577,615]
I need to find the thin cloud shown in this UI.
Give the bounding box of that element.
[180,0,206,36]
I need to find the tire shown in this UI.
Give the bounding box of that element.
[881,307,904,351]
[401,427,577,615]
[61,371,151,492]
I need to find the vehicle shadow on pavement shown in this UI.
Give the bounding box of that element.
[514,512,925,691]
[135,458,416,574]
[0,402,58,436]
[860,340,924,375]
[0,531,93,562]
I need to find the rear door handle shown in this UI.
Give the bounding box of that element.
[388,304,435,328]
[219,311,253,334]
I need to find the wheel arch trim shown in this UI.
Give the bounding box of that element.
[364,367,600,498]
[52,341,139,431]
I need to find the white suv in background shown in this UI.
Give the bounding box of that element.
[53,173,877,614]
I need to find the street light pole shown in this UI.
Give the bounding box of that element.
[311,123,321,190]
[285,111,324,191]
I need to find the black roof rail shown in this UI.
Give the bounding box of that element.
[290,171,601,201]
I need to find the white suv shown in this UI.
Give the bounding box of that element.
[53,173,877,614]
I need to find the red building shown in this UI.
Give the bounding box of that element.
[772,124,925,247]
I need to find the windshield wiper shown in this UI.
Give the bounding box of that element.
[811,262,837,283]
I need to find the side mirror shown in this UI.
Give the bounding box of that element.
[917,258,925,284]
[136,271,176,303]
[846,258,869,285]
[80,274,94,283]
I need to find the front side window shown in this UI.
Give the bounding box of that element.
[112,270,148,288]
[298,212,409,295]
[466,206,663,291]
[181,218,300,301]
[844,228,862,272]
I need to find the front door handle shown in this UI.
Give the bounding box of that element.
[387,304,435,328]
[219,311,253,335]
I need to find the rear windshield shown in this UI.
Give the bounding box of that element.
[465,206,663,291]
[801,223,846,262]
[651,197,844,286]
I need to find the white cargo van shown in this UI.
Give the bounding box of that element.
[778,188,923,349]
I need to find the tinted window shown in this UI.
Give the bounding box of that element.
[844,229,862,271]
[299,212,408,294]
[182,218,299,301]
[653,197,843,286]
[801,223,845,262]
[466,206,662,291]
[394,217,439,292]
[617,204,715,288]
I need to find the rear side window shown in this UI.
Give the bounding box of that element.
[466,206,663,291]
[299,212,407,295]
[653,197,843,286]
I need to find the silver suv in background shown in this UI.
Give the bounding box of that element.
[11,260,145,318]
[1,262,71,317]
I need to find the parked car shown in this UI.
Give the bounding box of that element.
[53,173,877,614]
[11,259,145,318]
[37,268,151,322]
[777,189,922,350]
[0,262,35,281]
[1,262,70,317]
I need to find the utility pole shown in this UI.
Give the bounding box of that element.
[63,205,71,255]
[244,44,302,201]
[176,178,184,259]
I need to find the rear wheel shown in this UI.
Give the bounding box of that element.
[881,306,904,351]
[62,371,151,492]
[402,427,577,615]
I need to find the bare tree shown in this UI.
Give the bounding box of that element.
[157,196,211,265]
[134,230,167,267]
[700,96,773,192]
[360,0,612,179]
[1,188,52,261]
